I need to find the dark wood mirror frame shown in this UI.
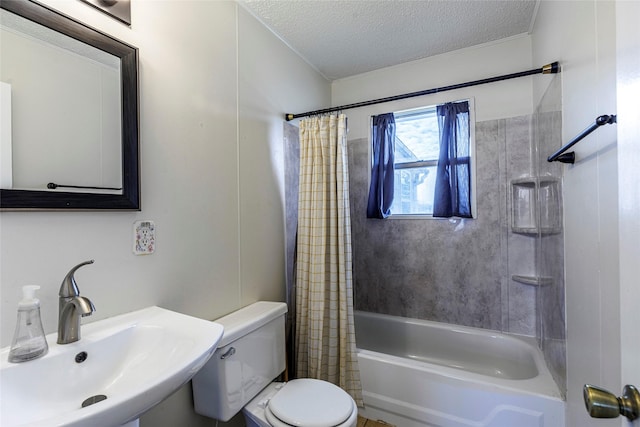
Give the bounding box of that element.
[0,0,139,210]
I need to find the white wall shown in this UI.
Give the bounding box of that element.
[0,81,12,189]
[531,1,620,426]
[0,1,329,426]
[331,35,534,140]
[616,3,640,426]
[237,6,330,305]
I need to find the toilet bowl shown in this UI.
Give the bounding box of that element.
[243,380,357,427]
[192,301,358,427]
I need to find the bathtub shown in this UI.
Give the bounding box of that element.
[354,311,564,427]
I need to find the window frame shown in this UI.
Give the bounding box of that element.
[369,98,477,219]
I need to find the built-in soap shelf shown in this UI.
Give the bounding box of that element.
[511,275,553,287]
[511,177,561,235]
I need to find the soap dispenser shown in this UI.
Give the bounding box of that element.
[8,285,49,363]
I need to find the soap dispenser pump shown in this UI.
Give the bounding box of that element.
[8,285,49,363]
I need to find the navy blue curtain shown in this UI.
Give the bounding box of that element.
[433,101,472,218]
[366,113,396,218]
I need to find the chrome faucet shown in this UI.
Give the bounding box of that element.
[57,260,96,344]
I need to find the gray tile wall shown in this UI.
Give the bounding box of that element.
[347,115,540,333]
[284,122,300,373]
[284,122,300,301]
[504,116,538,337]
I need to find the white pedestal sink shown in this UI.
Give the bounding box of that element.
[0,306,224,427]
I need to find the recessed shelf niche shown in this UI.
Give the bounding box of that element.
[511,177,561,235]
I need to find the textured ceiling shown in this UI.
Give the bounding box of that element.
[239,0,539,81]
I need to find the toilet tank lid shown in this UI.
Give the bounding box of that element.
[215,301,287,348]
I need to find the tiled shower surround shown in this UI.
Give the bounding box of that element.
[284,78,565,395]
[346,83,565,395]
[348,118,532,332]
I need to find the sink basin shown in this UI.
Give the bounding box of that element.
[0,306,224,427]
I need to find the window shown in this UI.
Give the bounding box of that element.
[369,99,475,218]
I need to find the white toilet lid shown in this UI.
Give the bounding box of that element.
[268,379,354,427]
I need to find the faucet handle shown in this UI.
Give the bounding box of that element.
[59,260,94,297]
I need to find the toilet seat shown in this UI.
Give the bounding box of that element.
[263,379,357,427]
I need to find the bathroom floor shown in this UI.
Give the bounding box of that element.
[357,416,396,427]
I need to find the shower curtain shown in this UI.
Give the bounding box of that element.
[294,114,363,407]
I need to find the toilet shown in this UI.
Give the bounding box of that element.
[192,301,358,427]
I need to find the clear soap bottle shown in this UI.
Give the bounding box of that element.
[8,285,49,363]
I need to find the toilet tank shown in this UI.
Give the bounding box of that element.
[192,301,288,421]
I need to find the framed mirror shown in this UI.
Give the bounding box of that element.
[0,0,139,210]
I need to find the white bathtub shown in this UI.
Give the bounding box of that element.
[354,311,565,427]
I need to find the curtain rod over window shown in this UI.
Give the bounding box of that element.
[285,62,560,121]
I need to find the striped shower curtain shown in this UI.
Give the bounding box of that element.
[294,114,363,407]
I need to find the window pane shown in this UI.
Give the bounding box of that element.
[394,110,440,162]
[392,107,439,215]
[391,165,437,215]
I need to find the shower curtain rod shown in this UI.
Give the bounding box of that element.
[285,62,559,121]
